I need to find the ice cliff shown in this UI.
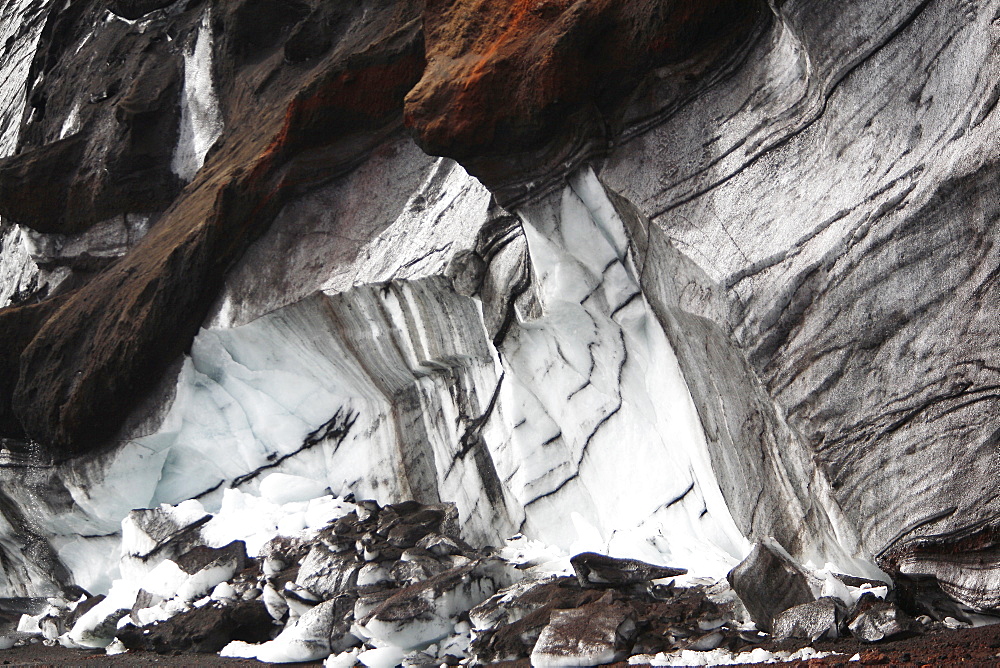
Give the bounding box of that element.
[0,0,998,641]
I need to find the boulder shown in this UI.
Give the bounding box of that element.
[727,540,815,633]
[847,595,919,643]
[529,593,636,668]
[772,597,846,642]
[294,543,360,600]
[358,558,512,651]
[116,599,275,653]
[570,552,686,589]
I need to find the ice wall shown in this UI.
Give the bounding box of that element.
[8,166,820,595]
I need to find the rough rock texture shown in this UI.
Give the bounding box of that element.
[0,0,425,453]
[405,0,766,206]
[570,552,686,588]
[115,599,275,654]
[772,597,844,642]
[728,541,815,633]
[529,595,636,667]
[600,0,1000,572]
[846,596,918,644]
[0,0,997,644]
[878,512,1000,613]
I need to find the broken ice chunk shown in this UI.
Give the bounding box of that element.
[259,473,330,505]
[358,559,511,651]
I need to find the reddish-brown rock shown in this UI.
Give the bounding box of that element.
[405,0,765,205]
[0,0,425,456]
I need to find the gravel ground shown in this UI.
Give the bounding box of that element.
[3,623,1000,667]
[0,645,322,667]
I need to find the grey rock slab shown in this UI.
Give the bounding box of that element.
[570,552,687,588]
[847,596,918,643]
[728,540,815,633]
[529,594,636,668]
[772,597,845,642]
[294,543,360,600]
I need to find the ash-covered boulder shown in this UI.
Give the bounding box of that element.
[570,552,686,589]
[222,596,358,663]
[469,577,607,663]
[846,594,919,644]
[166,541,248,603]
[116,598,274,653]
[771,597,845,642]
[727,540,815,633]
[471,565,742,664]
[529,592,636,668]
[294,543,360,600]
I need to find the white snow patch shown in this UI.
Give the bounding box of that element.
[260,473,330,505]
[59,101,81,139]
[629,646,843,665]
[325,647,362,668]
[357,646,406,668]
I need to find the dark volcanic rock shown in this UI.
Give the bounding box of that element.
[470,575,734,663]
[727,540,815,633]
[0,0,426,456]
[116,599,275,653]
[108,0,180,21]
[2,0,184,234]
[772,597,845,642]
[405,0,766,206]
[847,595,919,644]
[570,552,686,589]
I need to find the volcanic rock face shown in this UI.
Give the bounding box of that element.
[0,0,997,661]
[404,0,766,205]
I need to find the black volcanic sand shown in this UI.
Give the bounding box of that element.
[485,623,1000,667]
[5,622,1000,666]
[0,645,321,666]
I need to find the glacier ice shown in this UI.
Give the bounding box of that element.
[0,163,872,600]
[80,167,759,582]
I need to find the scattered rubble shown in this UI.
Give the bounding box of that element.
[2,486,989,665]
